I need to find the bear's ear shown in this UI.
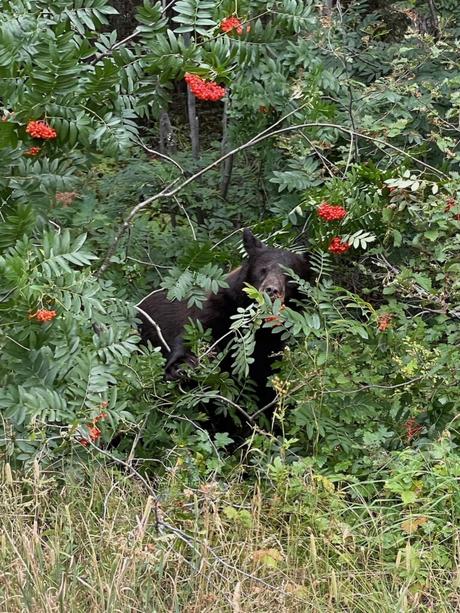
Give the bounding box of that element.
[243,228,265,254]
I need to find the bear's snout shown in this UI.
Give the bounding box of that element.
[259,274,286,303]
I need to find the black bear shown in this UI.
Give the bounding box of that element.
[137,229,311,407]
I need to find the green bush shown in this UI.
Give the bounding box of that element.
[0,0,459,483]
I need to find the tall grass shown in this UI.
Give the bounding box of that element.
[0,458,458,612]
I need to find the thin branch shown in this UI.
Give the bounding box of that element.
[89,30,139,65]
[82,436,163,534]
[137,140,184,174]
[298,132,336,177]
[173,195,197,240]
[199,329,234,359]
[251,396,278,420]
[211,395,255,424]
[135,288,165,307]
[97,176,181,276]
[134,305,171,353]
[127,415,148,465]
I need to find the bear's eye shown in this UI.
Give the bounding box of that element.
[259,267,268,276]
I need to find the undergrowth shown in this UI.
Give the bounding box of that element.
[1,444,460,612]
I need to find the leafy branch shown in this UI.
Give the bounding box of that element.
[97,119,449,276]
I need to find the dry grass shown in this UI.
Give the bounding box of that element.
[0,459,457,612]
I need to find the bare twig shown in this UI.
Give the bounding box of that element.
[137,140,184,174]
[96,176,180,276]
[211,395,255,424]
[135,287,164,305]
[134,305,171,353]
[89,30,139,65]
[251,396,278,420]
[83,437,163,534]
[127,415,148,465]
[174,195,197,239]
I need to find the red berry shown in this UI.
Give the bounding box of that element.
[29,309,57,322]
[26,120,57,140]
[24,146,41,156]
[220,16,249,35]
[328,237,351,254]
[404,418,422,442]
[377,313,392,331]
[317,202,347,221]
[184,73,226,101]
[445,196,460,220]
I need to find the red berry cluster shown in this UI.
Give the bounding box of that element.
[265,305,286,325]
[377,313,392,331]
[317,202,347,221]
[220,16,249,35]
[328,237,350,254]
[56,191,78,206]
[78,411,108,447]
[404,418,422,443]
[26,120,57,140]
[24,146,41,157]
[446,196,460,220]
[29,309,57,322]
[184,73,226,101]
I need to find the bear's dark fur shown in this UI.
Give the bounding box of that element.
[137,229,311,407]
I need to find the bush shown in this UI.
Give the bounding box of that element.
[0,0,459,482]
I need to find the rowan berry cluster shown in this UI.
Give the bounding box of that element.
[78,412,108,447]
[24,146,41,156]
[404,418,422,442]
[446,196,460,220]
[317,202,347,221]
[377,313,392,331]
[26,120,57,140]
[56,191,78,206]
[220,16,249,35]
[184,73,226,101]
[29,309,57,322]
[265,305,286,325]
[328,237,351,254]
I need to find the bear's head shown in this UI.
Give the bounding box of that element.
[242,228,310,305]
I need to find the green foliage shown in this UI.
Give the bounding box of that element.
[0,0,460,504]
[172,0,217,36]
[161,263,229,307]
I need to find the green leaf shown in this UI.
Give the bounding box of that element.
[0,122,17,148]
